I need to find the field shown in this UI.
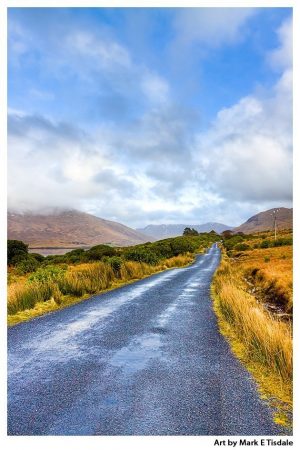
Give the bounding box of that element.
[212,230,293,427]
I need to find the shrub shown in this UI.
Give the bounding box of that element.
[124,248,159,265]
[260,239,271,249]
[29,253,45,262]
[234,243,250,251]
[222,230,233,238]
[8,240,29,265]
[16,256,40,274]
[85,244,116,261]
[106,256,123,277]
[223,235,244,251]
[64,248,86,263]
[149,241,173,259]
[170,237,198,256]
[274,237,293,247]
[183,227,198,236]
[43,255,67,265]
[28,265,66,284]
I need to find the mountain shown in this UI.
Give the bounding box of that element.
[136,222,233,240]
[8,210,151,249]
[233,207,293,234]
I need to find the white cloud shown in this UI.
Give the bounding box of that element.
[8,114,122,212]
[66,30,132,70]
[174,8,256,48]
[194,17,292,205]
[141,72,170,104]
[268,17,292,70]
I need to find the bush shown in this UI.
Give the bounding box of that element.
[260,240,271,249]
[28,265,66,284]
[273,237,293,247]
[124,248,159,265]
[47,255,70,265]
[64,248,86,263]
[149,241,173,259]
[234,243,250,251]
[8,240,28,265]
[223,235,244,251]
[106,256,123,277]
[183,227,198,236]
[16,256,40,274]
[29,253,45,262]
[170,237,198,256]
[85,244,116,261]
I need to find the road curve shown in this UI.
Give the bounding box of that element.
[8,244,284,435]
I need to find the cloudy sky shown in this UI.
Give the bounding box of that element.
[8,7,292,227]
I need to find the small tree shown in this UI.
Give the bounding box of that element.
[221,230,233,239]
[7,240,28,265]
[183,227,198,236]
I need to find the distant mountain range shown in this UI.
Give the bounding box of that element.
[7,210,151,248]
[136,222,233,240]
[138,207,293,239]
[233,207,292,234]
[7,207,293,251]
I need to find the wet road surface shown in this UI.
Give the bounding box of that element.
[8,244,283,435]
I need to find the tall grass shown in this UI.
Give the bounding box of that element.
[59,262,115,296]
[8,253,195,316]
[7,281,61,315]
[212,260,292,408]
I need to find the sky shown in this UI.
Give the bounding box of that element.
[7,7,292,228]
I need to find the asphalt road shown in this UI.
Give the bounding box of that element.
[8,243,285,435]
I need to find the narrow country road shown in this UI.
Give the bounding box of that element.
[8,244,283,435]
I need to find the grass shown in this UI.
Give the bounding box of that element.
[7,253,195,326]
[211,234,293,428]
[233,245,293,314]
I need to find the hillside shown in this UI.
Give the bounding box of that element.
[233,207,292,234]
[8,210,151,248]
[137,222,232,240]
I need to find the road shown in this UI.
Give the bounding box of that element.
[8,244,284,435]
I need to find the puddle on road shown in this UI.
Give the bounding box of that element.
[109,333,163,376]
[108,268,215,378]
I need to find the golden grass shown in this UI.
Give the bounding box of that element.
[7,253,195,326]
[212,253,292,427]
[232,246,293,313]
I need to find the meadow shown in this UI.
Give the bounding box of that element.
[212,229,293,427]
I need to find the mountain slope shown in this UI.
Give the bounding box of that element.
[137,222,232,240]
[8,210,151,248]
[233,207,293,234]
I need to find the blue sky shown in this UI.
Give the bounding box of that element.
[8,7,292,227]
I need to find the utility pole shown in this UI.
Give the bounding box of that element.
[272,209,279,241]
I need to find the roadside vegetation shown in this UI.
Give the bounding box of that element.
[7,232,219,325]
[211,229,293,428]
